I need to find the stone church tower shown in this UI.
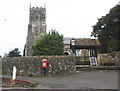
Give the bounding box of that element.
[24,4,46,56]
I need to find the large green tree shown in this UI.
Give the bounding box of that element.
[91,5,120,53]
[32,30,64,56]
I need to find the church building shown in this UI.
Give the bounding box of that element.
[24,4,46,56]
[24,5,100,58]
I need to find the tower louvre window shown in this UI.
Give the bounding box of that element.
[36,16,39,19]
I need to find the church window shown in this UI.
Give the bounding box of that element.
[35,31,38,36]
[36,16,39,19]
[35,27,38,36]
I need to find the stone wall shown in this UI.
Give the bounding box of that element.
[115,54,120,66]
[97,54,118,66]
[2,56,76,77]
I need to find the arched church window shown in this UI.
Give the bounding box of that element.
[35,27,38,36]
[36,16,39,19]
[35,31,38,36]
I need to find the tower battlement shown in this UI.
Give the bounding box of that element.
[31,7,45,9]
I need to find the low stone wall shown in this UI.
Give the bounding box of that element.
[115,54,120,66]
[97,54,120,66]
[2,56,76,77]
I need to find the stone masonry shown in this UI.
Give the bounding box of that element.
[24,4,46,56]
[2,56,76,77]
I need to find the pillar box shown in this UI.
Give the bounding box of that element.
[42,59,47,68]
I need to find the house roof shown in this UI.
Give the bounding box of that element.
[74,38,100,46]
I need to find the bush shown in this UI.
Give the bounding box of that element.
[28,73,34,77]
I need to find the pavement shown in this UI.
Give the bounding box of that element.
[1,71,118,89]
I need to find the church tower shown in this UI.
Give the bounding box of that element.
[24,4,46,56]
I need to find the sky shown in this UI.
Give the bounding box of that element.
[0,0,120,57]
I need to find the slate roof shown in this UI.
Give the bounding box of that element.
[74,38,100,46]
[63,38,72,44]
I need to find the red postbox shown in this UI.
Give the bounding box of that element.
[42,59,47,68]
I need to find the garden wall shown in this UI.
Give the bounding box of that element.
[2,56,76,77]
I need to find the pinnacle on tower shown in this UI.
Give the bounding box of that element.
[44,2,46,9]
[29,2,31,11]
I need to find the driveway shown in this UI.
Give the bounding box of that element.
[2,71,118,89]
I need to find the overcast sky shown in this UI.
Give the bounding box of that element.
[0,0,119,57]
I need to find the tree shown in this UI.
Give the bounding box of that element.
[7,48,22,57]
[32,30,64,56]
[91,5,120,53]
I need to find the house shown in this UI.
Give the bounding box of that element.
[64,38,101,61]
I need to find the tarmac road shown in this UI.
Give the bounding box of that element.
[2,71,118,89]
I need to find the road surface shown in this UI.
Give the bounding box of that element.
[2,71,118,89]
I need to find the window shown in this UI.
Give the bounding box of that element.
[75,50,80,56]
[36,16,39,19]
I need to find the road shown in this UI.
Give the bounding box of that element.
[2,71,118,89]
